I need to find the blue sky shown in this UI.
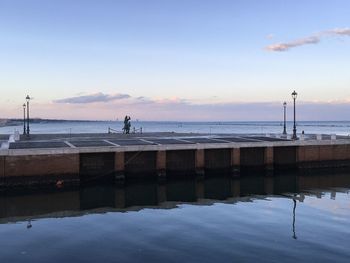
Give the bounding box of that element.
[0,0,350,120]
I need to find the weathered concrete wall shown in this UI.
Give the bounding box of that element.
[298,145,350,168]
[240,147,265,169]
[5,154,79,177]
[3,142,350,185]
[124,151,157,175]
[80,152,114,178]
[331,145,350,160]
[166,150,196,173]
[274,146,297,169]
[204,149,231,170]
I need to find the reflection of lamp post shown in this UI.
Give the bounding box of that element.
[291,91,298,140]
[26,95,31,136]
[283,102,287,135]
[292,198,297,239]
[23,103,26,135]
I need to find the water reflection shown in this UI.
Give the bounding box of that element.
[292,197,297,239]
[0,170,349,223]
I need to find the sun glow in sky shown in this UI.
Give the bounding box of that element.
[1,0,350,121]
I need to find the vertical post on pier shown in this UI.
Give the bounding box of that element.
[231,148,240,176]
[264,147,274,176]
[156,150,166,179]
[115,152,125,181]
[195,149,205,177]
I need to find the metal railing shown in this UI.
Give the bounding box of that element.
[108,127,143,134]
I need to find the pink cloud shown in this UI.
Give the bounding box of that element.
[266,27,350,52]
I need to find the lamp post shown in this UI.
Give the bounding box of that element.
[283,101,287,135]
[22,103,26,135]
[26,95,31,136]
[291,90,298,140]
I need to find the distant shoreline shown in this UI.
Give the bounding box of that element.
[1,118,350,128]
[0,118,108,128]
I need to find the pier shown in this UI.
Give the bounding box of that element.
[1,133,350,187]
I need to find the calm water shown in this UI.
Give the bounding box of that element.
[0,171,350,262]
[1,120,350,135]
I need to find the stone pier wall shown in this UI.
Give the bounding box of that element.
[298,144,350,168]
[4,154,79,177]
[2,142,350,186]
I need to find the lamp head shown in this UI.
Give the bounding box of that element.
[26,95,30,102]
[291,90,298,100]
[283,101,287,106]
[22,103,26,108]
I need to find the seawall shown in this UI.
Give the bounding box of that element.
[1,134,350,186]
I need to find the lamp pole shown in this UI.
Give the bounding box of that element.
[26,95,31,136]
[291,90,298,140]
[23,103,26,135]
[283,101,287,135]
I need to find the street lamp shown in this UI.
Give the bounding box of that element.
[283,101,287,135]
[291,90,298,140]
[26,95,31,136]
[22,103,26,135]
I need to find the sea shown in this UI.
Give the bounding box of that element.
[0,172,349,262]
[1,120,350,262]
[1,120,350,135]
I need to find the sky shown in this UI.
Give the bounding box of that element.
[0,0,350,121]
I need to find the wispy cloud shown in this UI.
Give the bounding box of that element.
[54,92,130,104]
[33,96,350,121]
[266,28,350,52]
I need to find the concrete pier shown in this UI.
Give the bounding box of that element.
[1,133,350,186]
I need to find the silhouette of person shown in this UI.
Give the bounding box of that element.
[123,115,131,134]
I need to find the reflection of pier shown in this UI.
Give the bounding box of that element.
[1,171,349,223]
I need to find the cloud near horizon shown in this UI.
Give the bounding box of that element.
[266,28,350,51]
[43,93,350,121]
[53,92,130,103]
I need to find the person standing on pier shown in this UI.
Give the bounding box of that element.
[123,115,131,134]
